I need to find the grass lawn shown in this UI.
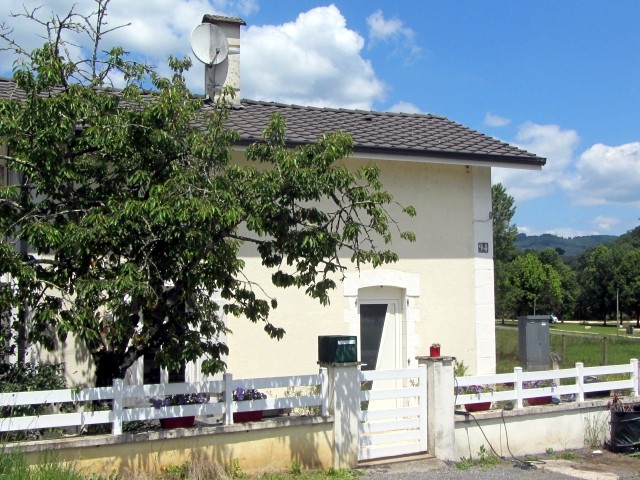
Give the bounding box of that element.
[496,322,640,374]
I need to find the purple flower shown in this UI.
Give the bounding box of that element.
[455,384,494,396]
[232,387,267,401]
[523,380,556,389]
[149,393,210,409]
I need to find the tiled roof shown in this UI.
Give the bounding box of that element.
[0,77,545,167]
[224,100,545,166]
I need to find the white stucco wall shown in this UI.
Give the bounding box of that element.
[225,158,496,378]
[20,150,496,384]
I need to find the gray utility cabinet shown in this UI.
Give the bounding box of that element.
[517,315,551,371]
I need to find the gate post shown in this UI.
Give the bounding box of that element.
[417,355,456,461]
[323,362,360,470]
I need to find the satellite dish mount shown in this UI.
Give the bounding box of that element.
[190,23,230,99]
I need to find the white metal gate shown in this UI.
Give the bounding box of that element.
[357,365,427,461]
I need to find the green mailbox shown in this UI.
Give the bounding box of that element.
[318,335,357,363]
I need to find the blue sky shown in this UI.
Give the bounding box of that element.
[1,0,639,237]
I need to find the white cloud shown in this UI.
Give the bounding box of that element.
[242,5,386,109]
[568,142,640,207]
[366,10,421,60]
[388,101,424,114]
[484,112,511,127]
[590,215,620,232]
[0,2,387,108]
[493,122,580,202]
[0,0,251,90]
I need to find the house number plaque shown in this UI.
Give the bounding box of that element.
[477,242,489,253]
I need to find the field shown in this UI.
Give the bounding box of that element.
[496,321,640,373]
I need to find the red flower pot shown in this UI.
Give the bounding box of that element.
[233,410,263,423]
[464,402,491,412]
[160,416,195,429]
[526,396,552,406]
[430,346,441,357]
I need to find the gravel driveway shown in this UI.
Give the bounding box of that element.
[358,449,640,479]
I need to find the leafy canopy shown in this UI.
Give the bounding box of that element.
[0,1,415,385]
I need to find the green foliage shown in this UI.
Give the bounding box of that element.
[454,359,469,377]
[456,445,503,470]
[0,363,67,418]
[289,461,302,475]
[491,183,519,264]
[492,183,519,320]
[0,450,86,480]
[500,252,562,317]
[0,3,413,387]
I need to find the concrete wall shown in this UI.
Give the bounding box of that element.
[14,417,333,476]
[455,400,611,460]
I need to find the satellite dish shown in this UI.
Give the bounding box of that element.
[190,23,229,66]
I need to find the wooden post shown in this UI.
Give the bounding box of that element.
[603,336,609,366]
[112,379,124,435]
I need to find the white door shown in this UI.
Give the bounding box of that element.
[359,301,400,371]
[359,297,402,410]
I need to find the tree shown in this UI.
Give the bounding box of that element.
[0,2,415,386]
[576,245,618,323]
[502,252,562,317]
[536,248,579,320]
[491,183,519,321]
[617,248,640,326]
[491,183,519,264]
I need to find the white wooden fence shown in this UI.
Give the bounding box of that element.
[455,359,639,408]
[0,370,328,435]
[2,359,637,444]
[358,366,427,461]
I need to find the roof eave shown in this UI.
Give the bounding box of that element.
[233,138,546,169]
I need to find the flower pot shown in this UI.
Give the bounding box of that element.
[160,416,195,429]
[526,396,552,406]
[233,410,263,423]
[429,346,441,357]
[464,402,491,412]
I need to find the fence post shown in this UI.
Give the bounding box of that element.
[576,362,585,402]
[319,367,329,417]
[631,359,639,397]
[112,379,124,435]
[603,336,609,365]
[223,373,233,425]
[514,367,523,409]
[417,355,456,462]
[323,362,360,470]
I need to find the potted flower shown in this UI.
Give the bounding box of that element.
[232,387,268,423]
[523,380,555,406]
[455,384,494,412]
[150,392,209,429]
[429,343,441,357]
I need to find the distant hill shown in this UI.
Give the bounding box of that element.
[516,233,618,257]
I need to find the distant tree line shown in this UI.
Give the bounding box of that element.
[492,184,640,325]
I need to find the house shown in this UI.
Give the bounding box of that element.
[0,14,545,385]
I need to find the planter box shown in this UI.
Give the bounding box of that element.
[160,416,195,429]
[526,396,552,406]
[233,410,263,423]
[464,402,491,412]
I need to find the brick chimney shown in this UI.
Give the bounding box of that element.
[201,15,245,105]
